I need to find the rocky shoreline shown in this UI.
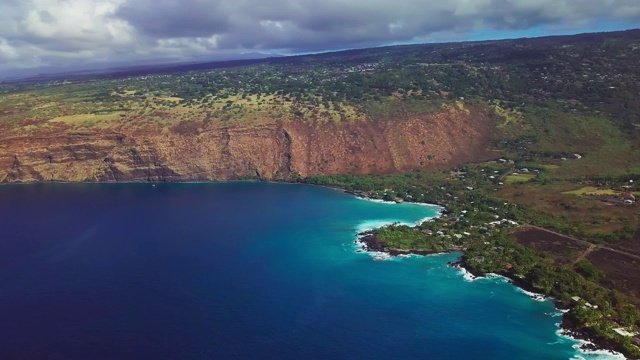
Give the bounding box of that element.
[356,229,630,359]
[356,230,456,256]
[453,258,629,358]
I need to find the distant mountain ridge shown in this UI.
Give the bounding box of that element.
[3,29,638,85]
[0,52,283,84]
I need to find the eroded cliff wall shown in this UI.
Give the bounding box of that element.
[0,106,494,182]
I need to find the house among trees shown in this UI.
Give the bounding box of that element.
[623,193,636,204]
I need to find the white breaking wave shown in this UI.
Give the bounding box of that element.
[515,287,548,302]
[556,328,627,360]
[453,263,480,282]
[484,273,510,282]
[369,252,394,261]
[355,197,398,205]
[353,217,432,261]
[354,196,444,223]
[452,264,511,283]
[547,309,569,318]
[354,214,438,235]
[352,224,400,261]
[355,219,408,234]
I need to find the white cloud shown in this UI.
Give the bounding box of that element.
[0,0,639,77]
[0,39,18,61]
[15,0,132,45]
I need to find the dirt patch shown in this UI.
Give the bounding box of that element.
[498,184,639,238]
[588,248,640,299]
[515,228,590,265]
[609,235,640,259]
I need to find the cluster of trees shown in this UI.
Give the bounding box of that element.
[374,224,456,252]
[4,29,639,133]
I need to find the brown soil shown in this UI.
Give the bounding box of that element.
[588,248,640,300]
[497,185,639,239]
[610,231,640,257]
[514,228,590,265]
[516,227,640,302]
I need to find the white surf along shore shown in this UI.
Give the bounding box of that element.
[350,196,628,360]
[352,196,444,261]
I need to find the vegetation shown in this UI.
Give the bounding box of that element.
[3,30,640,132]
[308,166,640,357]
[504,173,535,184]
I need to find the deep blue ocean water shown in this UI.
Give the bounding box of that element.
[0,182,622,359]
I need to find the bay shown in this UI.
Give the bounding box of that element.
[0,182,620,359]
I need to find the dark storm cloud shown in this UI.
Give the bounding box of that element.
[114,0,640,52]
[1,0,639,76]
[115,0,231,38]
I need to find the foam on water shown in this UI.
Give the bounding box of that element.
[557,328,627,360]
[352,218,418,260]
[352,229,399,261]
[355,196,399,205]
[455,263,481,281]
[355,219,408,233]
[354,196,443,224]
[516,287,548,302]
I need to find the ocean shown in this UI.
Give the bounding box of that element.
[0,182,624,359]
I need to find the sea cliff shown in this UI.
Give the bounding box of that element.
[0,106,493,183]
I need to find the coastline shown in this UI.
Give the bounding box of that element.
[455,259,627,359]
[356,229,459,257]
[354,221,628,359]
[349,191,446,210]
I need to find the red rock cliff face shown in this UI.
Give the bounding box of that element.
[0,106,494,182]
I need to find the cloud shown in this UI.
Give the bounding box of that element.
[116,0,231,38]
[1,0,639,77]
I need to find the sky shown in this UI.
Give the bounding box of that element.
[0,0,639,78]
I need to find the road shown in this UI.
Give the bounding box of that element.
[522,225,640,263]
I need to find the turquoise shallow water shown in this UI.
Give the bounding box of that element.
[0,182,623,359]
